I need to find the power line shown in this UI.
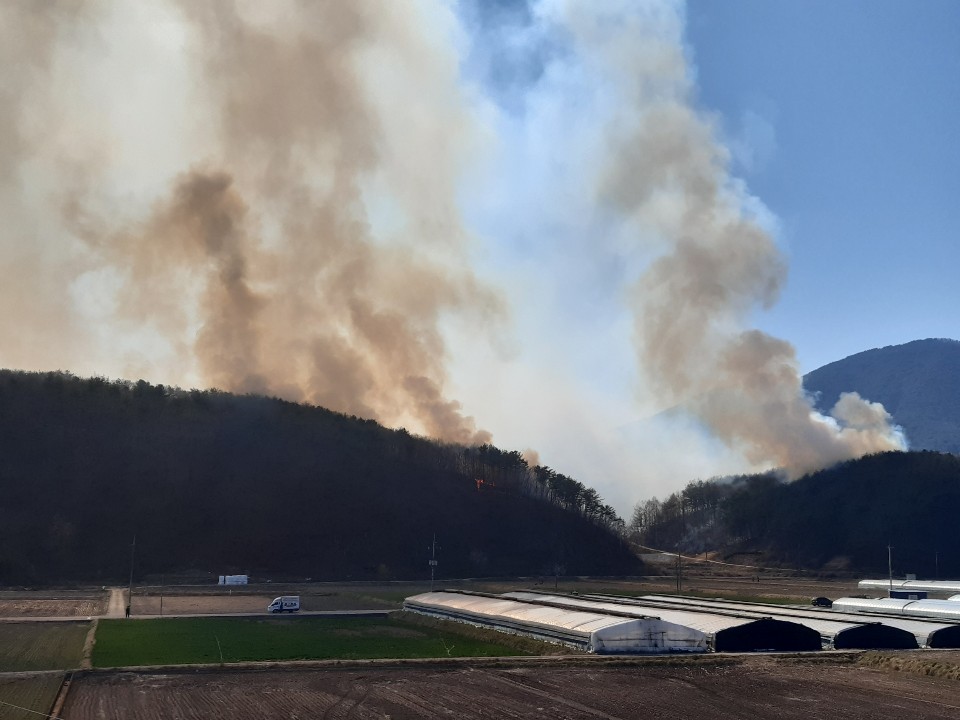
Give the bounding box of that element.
[0,697,66,719]
[630,541,827,576]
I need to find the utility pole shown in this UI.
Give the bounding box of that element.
[887,543,894,598]
[935,551,940,582]
[428,534,439,592]
[127,535,136,618]
[676,544,682,594]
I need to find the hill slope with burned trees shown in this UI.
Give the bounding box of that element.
[0,370,636,584]
[630,451,960,577]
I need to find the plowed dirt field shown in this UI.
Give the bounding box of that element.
[63,655,960,719]
[0,590,106,618]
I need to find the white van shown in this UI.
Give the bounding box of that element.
[267,595,300,613]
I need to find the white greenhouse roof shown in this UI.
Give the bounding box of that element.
[404,591,707,653]
[834,597,960,623]
[503,591,803,639]
[859,579,960,594]
[624,594,930,649]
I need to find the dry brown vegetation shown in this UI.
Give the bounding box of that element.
[0,590,106,618]
[859,650,960,681]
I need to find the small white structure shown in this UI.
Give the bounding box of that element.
[218,574,249,585]
[404,591,707,654]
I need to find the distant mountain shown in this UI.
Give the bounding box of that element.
[0,370,637,584]
[803,338,960,454]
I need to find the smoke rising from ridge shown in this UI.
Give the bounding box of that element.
[0,0,907,506]
[549,0,906,475]
[1,0,500,444]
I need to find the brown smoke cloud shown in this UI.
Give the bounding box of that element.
[0,0,500,445]
[559,2,906,476]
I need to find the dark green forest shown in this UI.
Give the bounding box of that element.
[0,370,637,584]
[630,451,960,577]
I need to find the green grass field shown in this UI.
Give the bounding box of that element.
[93,615,527,667]
[0,622,88,671]
[0,673,64,720]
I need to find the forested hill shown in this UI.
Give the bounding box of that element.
[803,338,960,454]
[0,370,637,584]
[630,451,960,577]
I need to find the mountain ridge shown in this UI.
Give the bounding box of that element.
[0,369,637,584]
[804,337,960,454]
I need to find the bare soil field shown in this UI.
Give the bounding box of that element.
[130,584,408,615]
[0,589,106,618]
[618,574,864,602]
[0,575,879,620]
[62,655,960,719]
[474,574,865,604]
[124,575,864,616]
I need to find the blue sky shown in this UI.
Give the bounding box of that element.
[685,0,960,372]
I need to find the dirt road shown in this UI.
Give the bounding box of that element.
[104,589,126,619]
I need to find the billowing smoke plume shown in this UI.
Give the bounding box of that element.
[1,0,501,444]
[1,0,907,504]
[551,1,905,475]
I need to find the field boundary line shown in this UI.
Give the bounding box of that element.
[80,619,97,669]
[48,671,72,719]
[79,650,862,676]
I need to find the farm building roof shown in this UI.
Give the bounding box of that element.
[833,597,960,625]
[858,579,960,594]
[621,594,919,650]
[632,594,960,649]
[403,591,708,654]
[502,591,821,652]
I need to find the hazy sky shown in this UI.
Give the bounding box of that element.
[1,1,956,515]
[685,0,960,372]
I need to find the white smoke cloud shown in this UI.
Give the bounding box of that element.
[451,0,905,508]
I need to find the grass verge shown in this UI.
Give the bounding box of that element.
[93,613,533,667]
[859,651,960,681]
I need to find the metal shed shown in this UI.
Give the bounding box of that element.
[504,592,821,652]
[403,591,708,653]
[621,594,919,650]
[858,579,960,594]
[833,597,960,624]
